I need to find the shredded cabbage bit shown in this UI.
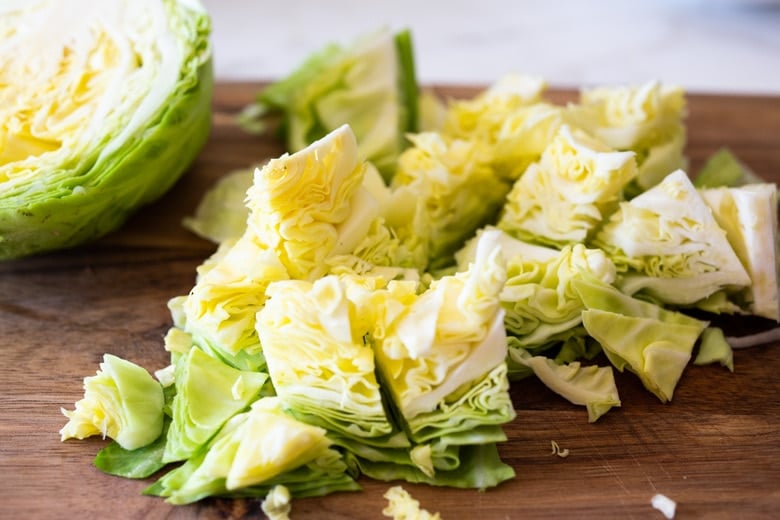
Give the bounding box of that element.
[383,486,442,520]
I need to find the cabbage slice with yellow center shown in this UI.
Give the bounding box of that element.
[0,0,212,259]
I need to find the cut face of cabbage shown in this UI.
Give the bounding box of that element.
[0,0,212,259]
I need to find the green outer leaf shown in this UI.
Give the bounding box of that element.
[693,147,766,188]
[394,29,419,134]
[694,327,734,372]
[94,418,170,479]
[351,442,515,490]
[0,3,213,260]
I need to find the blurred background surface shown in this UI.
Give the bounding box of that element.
[202,0,780,94]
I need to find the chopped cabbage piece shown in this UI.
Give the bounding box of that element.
[594,170,751,305]
[256,275,397,440]
[183,168,254,244]
[575,278,708,402]
[570,80,687,192]
[507,344,620,422]
[261,485,292,520]
[382,485,441,520]
[179,125,375,365]
[389,131,511,269]
[163,347,269,462]
[478,229,616,353]
[699,183,779,320]
[150,397,350,505]
[60,354,164,450]
[372,229,515,440]
[442,74,559,180]
[693,148,767,188]
[694,327,734,372]
[498,125,637,247]
[239,28,418,180]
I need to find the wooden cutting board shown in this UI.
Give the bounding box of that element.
[1,83,779,519]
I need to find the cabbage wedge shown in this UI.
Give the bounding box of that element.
[256,275,399,442]
[148,398,359,505]
[0,0,213,259]
[568,80,687,193]
[442,74,561,181]
[372,229,515,442]
[178,125,374,366]
[594,170,752,305]
[389,132,511,269]
[461,228,616,355]
[239,28,418,180]
[499,124,637,247]
[699,183,779,321]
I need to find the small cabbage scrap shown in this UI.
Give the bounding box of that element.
[150,397,350,505]
[699,183,779,321]
[382,485,441,520]
[163,347,269,463]
[498,125,637,247]
[570,80,687,192]
[693,148,767,188]
[507,343,620,422]
[575,278,708,402]
[61,354,164,451]
[183,168,255,244]
[239,28,418,180]
[256,275,397,440]
[694,327,734,372]
[0,0,213,259]
[261,485,292,520]
[594,170,751,305]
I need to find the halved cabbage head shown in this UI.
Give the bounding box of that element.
[0,0,213,259]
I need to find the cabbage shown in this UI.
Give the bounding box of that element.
[256,275,398,441]
[594,170,751,305]
[163,347,270,463]
[693,148,767,188]
[0,0,212,259]
[60,354,164,450]
[372,229,515,440]
[148,397,357,504]
[498,124,637,247]
[506,344,620,422]
[575,278,708,402]
[178,125,373,366]
[694,327,734,372]
[569,80,687,193]
[183,168,254,244]
[389,132,511,269]
[463,228,615,354]
[239,28,418,180]
[442,74,559,180]
[699,183,779,320]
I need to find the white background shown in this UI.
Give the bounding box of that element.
[202,0,780,94]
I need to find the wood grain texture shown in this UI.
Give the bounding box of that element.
[1,83,779,520]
